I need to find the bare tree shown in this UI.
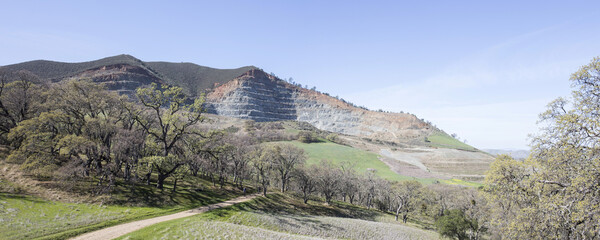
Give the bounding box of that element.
[391,180,422,223]
[314,160,341,204]
[274,143,306,192]
[293,165,318,203]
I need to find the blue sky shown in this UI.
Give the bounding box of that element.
[2,1,599,149]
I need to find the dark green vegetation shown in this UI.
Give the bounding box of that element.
[0,55,149,81]
[0,54,256,96]
[435,209,483,240]
[117,193,440,240]
[146,61,255,96]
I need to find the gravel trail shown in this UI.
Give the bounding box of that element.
[69,194,260,240]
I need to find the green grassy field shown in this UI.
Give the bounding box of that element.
[0,174,242,240]
[117,194,439,240]
[0,193,170,240]
[426,133,477,151]
[284,141,437,184]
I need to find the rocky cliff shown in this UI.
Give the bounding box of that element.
[206,69,434,143]
[1,55,436,144]
[69,63,164,96]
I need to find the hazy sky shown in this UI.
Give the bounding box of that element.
[2,1,599,149]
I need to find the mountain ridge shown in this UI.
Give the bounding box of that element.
[0,55,452,146]
[0,54,495,179]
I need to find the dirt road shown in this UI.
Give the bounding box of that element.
[70,194,259,240]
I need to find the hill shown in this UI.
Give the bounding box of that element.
[117,193,440,240]
[145,61,255,96]
[0,55,493,178]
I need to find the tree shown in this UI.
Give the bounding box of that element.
[0,70,45,140]
[132,83,205,189]
[484,57,600,239]
[297,131,319,143]
[339,161,359,203]
[391,180,422,223]
[293,165,318,203]
[273,143,306,192]
[228,134,255,189]
[171,165,189,194]
[435,209,472,240]
[251,145,272,196]
[7,80,128,183]
[314,160,341,204]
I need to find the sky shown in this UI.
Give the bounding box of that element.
[2,0,600,149]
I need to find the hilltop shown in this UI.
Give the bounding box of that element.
[0,55,493,180]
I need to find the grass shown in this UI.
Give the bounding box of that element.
[440,178,484,188]
[117,193,439,240]
[426,132,477,151]
[0,172,244,240]
[0,193,171,240]
[283,141,437,184]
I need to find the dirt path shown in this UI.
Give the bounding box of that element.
[70,193,260,240]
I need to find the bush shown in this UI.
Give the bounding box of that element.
[298,131,319,143]
[435,209,478,240]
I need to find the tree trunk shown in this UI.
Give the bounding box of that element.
[157,173,167,190]
[262,184,267,196]
[146,168,153,185]
[172,178,178,194]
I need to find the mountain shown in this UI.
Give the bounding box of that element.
[483,149,530,160]
[0,55,494,179]
[145,61,255,96]
[0,54,255,97]
[205,68,433,144]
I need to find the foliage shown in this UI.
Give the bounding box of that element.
[145,62,255,97]
[435,209,474,240]
[484,57,600,239]
[297,130,319,143]
[133,83,206,189]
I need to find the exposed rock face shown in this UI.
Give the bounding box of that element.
[206,69,434,143]
[69,64,163,97]
[0,55,435,143]
[207,69,297,121]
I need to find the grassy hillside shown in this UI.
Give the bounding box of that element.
[0,193,173,240]
[285,141,437,184]
[146,62,255,96]
[117,193,439,240]
[0,54,147,81]
[426,132,478,151]
[0,163,243,240]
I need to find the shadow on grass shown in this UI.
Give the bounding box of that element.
[202,193,381,222]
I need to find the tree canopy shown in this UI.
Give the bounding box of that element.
[484,57,600,239]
